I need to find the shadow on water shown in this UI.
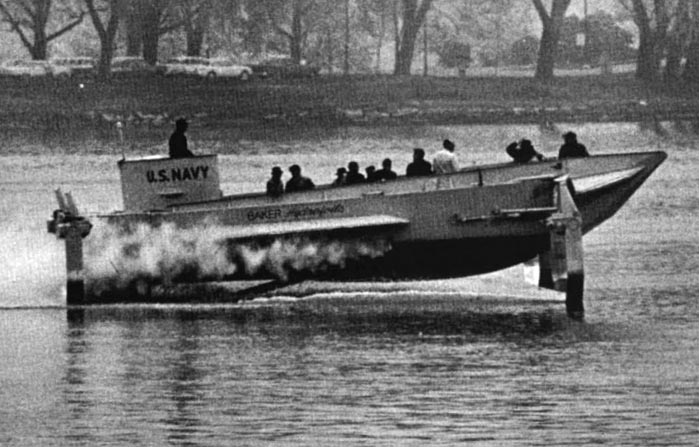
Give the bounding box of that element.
[65,301,573,341]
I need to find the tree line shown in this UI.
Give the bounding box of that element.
[1,0,699,84]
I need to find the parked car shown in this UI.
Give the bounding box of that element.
[50,57,95,77]
[0,59,72,78]
[195,58,253,80]
[250,58,320,79]
[110,57,160,75]
[161,56,209,77]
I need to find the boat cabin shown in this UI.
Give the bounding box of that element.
[118,155,222,211]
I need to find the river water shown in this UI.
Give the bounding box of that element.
[1,123,698,445]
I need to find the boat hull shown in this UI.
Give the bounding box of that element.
[79,151,665,297]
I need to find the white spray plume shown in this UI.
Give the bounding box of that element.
[84,220,391,288]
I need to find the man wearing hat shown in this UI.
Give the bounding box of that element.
[558,131,589,159]
[433,139,459,174]
[266,166,284,197]
[169,118,194,158]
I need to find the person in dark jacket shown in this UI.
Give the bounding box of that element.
[365,165,377,182]
[345,161,366,185]
[558,131,590,159]
[168,118,194,158]
[506,139,544,163]
[266,166,284,197]
[375,158,398,181]
[285,164,315,192]
[406,148,433,176]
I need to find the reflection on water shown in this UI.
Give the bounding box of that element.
[2,122,699,444]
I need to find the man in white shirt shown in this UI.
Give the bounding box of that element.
[433,139,459,174]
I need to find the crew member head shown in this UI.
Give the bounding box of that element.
[443,139,455,152]
[175,118,188,133]
[348,161,359,173]
[271,166,282,179]
[519,139,533,151]
[382,158,392,170]
[289,164,301,177]
[563,131,577,144]
[413,148,425,161]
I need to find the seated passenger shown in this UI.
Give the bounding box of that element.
[365,165,377,182]
[374,158,397,181]
[168,118,194,158]
[406,148,432,177]
[345,161,366,185]
[266,166,284,197]
[285,164,315,192]
[558,131,590,159]
[506,139,544,163]
[332,167,347,186]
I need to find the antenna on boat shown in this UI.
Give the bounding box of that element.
[115,121,125,161]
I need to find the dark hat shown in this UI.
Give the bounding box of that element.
[336,167,346,175]
[519,139,533,148]
[272,166,282,174]
[563,131,577,140]
[175,117,188,130]
[289,164,301,173]
[443,139,455,150]
[413,148,425,157]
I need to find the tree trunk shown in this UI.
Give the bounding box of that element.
[636,31,660,81]
[142,4,160,65]
[289,2,303,64]
[186,28,205,56]
[532,0,571,83]
[31,31,48,60]
[393,0,432,75]
[85,0,120,80]
[683,34,699,82]
[125,2,143,57]
[185,0,210,57]
[664,0,690,83]
[344,0,350,74]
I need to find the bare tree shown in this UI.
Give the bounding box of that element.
[682,0,699,82]
[179,0,212,56]
[264,0,316,63]
[84,0,122,78]
[532,0,571,83]
[393,0,432,75]
[358,0,390,72]
[0,0,85,59]
[664,0,691,82]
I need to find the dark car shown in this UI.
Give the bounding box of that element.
[251,58,320,79]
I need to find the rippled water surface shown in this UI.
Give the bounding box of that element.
[1,123,699,445]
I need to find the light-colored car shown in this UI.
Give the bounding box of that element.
[196,58,253,80]
[50,57,95,76]
[0,59,72,78]
[162,56,209,76]
[110,56,159,74]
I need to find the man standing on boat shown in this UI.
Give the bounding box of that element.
[558,132,589,159]
[169,118,194,158]
[433,139,459,174]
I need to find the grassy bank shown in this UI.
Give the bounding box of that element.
[2,73,699,137]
